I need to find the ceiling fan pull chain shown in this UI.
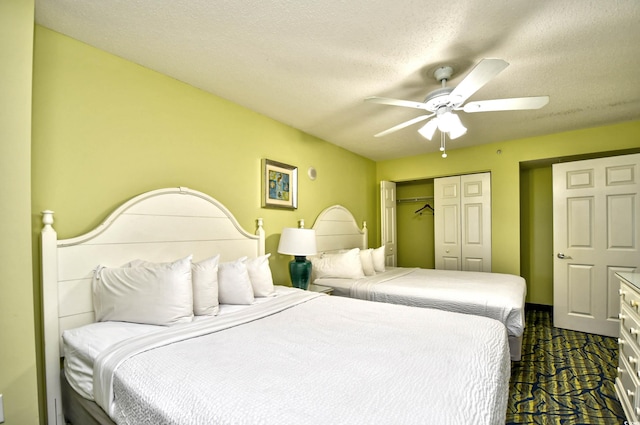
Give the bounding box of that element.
[440,132,447,158]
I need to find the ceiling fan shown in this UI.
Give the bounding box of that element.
[365,58,549,156]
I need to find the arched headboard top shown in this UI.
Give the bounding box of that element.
[309,205,368,253]
[55,186,263,248]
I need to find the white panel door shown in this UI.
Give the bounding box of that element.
[435,176,461,270]
[461,173,492,272]
[435,173,491,271]
[553,153,640,337]
[380,181,397,267]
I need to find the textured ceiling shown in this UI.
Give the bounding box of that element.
[35,0,640,161]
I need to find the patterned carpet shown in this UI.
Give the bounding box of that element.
[506,309,627,424]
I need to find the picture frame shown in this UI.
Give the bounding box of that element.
[262,158,298,209]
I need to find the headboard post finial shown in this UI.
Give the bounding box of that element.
[256,218,265,256]
[298,219,305,229]
[42,210,55,229]
[362,220,369,249]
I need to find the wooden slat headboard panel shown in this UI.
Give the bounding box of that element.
[309,205,367,253]
[40,186,265,425]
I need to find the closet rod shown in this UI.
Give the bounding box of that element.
[396,196,433,203]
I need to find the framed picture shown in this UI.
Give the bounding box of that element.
[262,159,298,209]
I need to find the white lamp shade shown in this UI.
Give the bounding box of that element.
[448,122,467,139]
[277,228,317,256]
[418,119,438,140]
[436,110,454,132]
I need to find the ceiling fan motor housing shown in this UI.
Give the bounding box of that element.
[423,87,454,111]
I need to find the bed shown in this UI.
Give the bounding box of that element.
[41,187,511,425]
[308,204,527,361]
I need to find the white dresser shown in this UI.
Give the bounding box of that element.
[617,271,640,422]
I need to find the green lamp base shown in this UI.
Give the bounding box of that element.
[289,256,312,290]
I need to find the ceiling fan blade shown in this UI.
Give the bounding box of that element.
[449,59,509,105]
[374,114,434,137]
[365,96,429,110]
[462,96,550,113]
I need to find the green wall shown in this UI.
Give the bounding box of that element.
[520,166,553,305]
[396,180,434,268]
[378,121,640,304]
[0,1,40,424]
[31,26,377,289]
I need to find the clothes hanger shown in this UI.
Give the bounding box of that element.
[415,203,434,215]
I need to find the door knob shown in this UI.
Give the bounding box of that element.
[557,253,572,259]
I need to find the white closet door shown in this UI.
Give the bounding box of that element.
[434,176,462,270]
[434,173,491,271]
[380,181,397,267]
[460,173,492,272]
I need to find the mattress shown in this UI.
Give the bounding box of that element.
[62,286,298,401]
[64,287,510,424]
[61,369,116,425]
[316,267,527,338]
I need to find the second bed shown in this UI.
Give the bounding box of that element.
[308,204,527,360]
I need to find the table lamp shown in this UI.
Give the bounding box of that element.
[277,228,317,290]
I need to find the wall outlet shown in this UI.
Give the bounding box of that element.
[0,393,4,423]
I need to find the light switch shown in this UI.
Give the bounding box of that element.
[0,393,4,423]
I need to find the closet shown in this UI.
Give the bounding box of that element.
[434,172,491,272]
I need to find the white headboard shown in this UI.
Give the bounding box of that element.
[308,205,368,252]
[40,187,265,425]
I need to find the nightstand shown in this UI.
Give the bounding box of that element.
[308,284,333,295]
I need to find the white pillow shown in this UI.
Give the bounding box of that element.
[127,254,221,316]
[218,257,255,305]
[246,254,276,297]
[191,255,220,315]
[310,248,365,280]
[359,248,376,276]
[93,255,194,326]
[372,246,386,273]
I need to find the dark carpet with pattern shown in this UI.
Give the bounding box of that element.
[506,309,627,424]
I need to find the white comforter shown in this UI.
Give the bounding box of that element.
[82,289,510,424]
[318,267,526,338]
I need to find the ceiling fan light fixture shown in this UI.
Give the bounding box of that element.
[435,108,454,132]
[418,119,437,140]
[433,108,466,139]
[448,120,467,140]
